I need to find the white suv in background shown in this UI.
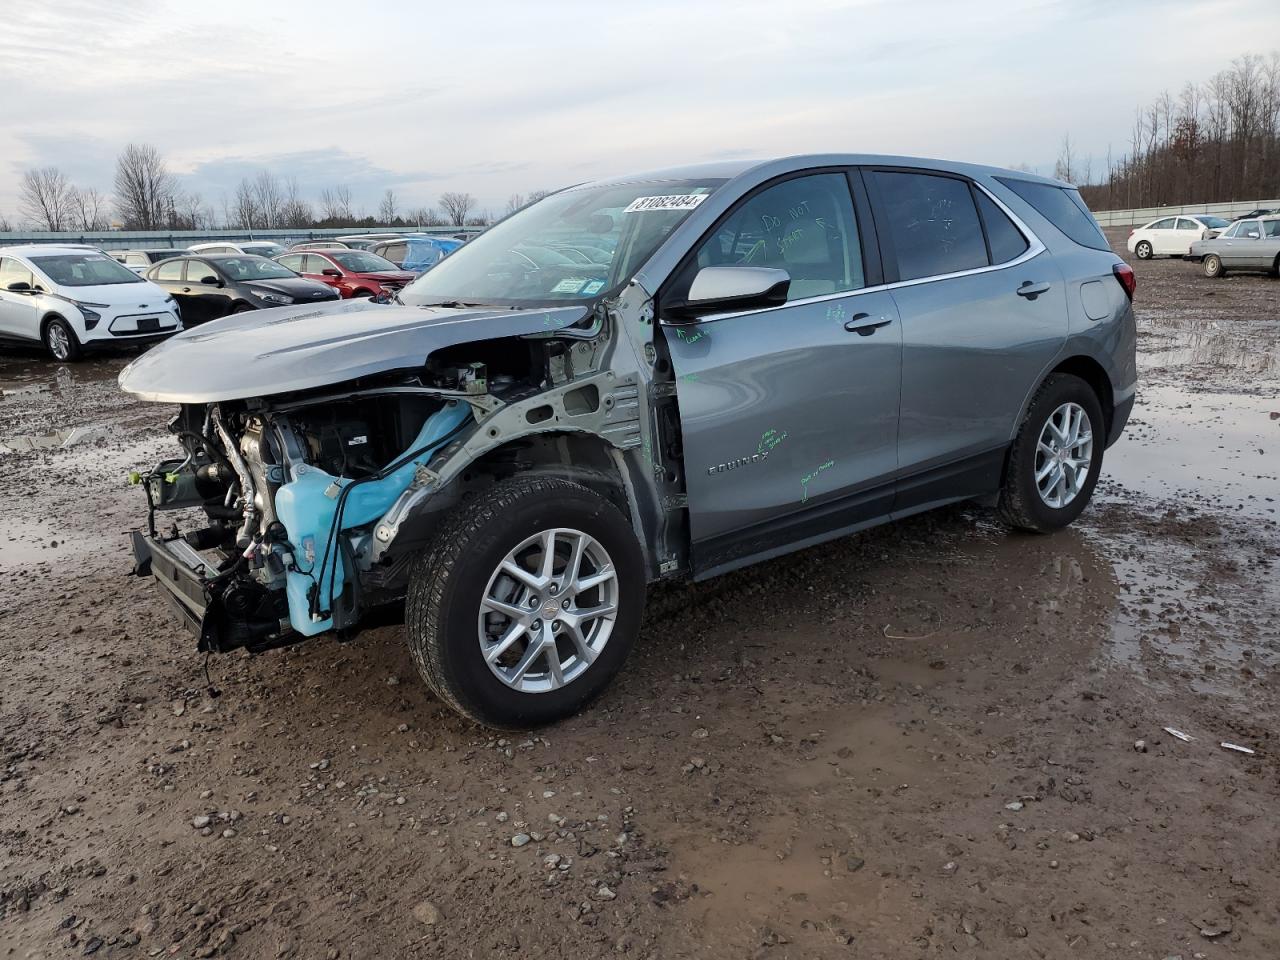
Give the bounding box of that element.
[0,246,182,361]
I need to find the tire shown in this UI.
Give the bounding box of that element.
[405,476,646,728]
[43,316,83,362]
[1203,254,1225,278]
[1271,254,1280,279]
[352,289,374,298]
[232,303,255,314]
[1134,241,1153,260]
[998,373,1104,533]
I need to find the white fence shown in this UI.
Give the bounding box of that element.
[1092,199,1280,228]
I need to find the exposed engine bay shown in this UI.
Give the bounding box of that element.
[133,346,550,653]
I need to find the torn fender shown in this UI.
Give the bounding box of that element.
[117,300,590,404]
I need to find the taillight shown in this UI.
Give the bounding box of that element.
[1112,262,1136,301]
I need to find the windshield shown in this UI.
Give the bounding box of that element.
[400,178,725,306]
[218,256,298,281]
[243,243,286,257]
[331,251,400,272]
[30,253,143,286]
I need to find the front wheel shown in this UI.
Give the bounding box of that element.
[1134,240,1153,260]
[405,476,646,727]
[1203,254,1225,278]
[43,317,83,362]
[998,374,1104,533]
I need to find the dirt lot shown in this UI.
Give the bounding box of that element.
[2,233,1279,959]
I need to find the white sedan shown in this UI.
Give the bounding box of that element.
[1126,214,1231,259]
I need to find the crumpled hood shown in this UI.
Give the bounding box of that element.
[118,298,589,403]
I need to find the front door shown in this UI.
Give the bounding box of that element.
[864,168,1066,510]
[183,260,229,322]
[0,257,41,341]
[662,171,903,577]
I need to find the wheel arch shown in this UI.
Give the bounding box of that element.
[40,311,68,338]
[1049,355,1115,439]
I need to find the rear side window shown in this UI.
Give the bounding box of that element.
[975,191,1029,264]
[870,171,987,281]
[153,260,184,281]
[996,178,1109,251]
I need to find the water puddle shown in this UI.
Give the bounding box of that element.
[0,425,109,454]
[0,517,114,572]
[1102,383,1280,519]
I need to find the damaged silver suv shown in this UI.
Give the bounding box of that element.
[121,155,1136,727]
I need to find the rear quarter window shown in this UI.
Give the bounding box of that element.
[995,178,1109,251]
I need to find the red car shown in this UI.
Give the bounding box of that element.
[273,250,416,299]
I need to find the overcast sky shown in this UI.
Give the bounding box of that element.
[1,0,1275,222]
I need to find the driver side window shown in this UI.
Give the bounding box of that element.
[693,173,865,301]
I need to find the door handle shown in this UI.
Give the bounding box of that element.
[844,315,892,336]
[1016,281,1051,299]
[182,287,192,292]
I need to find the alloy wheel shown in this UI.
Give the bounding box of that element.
[47,324,71,360]
[477,527,618,693]
[1034,402,1094,509]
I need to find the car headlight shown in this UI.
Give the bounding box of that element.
[71,300,106,329]
[258,292,294,305]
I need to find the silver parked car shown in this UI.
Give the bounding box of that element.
[119,154,1136,727]
[1189,216,1280,277]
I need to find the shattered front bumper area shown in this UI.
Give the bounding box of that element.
[129,393,476,654]
[131,529,291,653]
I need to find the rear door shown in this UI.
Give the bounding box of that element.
[865,168,1066,511]
[663,169,903,577]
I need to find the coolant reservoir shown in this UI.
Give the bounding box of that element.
[275,401,472,636]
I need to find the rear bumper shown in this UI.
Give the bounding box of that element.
[1107,391,1135,447]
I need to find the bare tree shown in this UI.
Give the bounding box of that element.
[378,188,398,224]
[279,177,312,228]
[1076,50,1280,210]
[231,178,260,229]
[114,144,177,230]
[69,186,109,230]
[504,193,525,216]
[407,205,443,227]
[0,212,11,231]
[438,191,476,227]
[250,171,284,229]
[1053,133,1076,184]
[319,185,353,223]
[18,167,75,230]
[527,189,552,203]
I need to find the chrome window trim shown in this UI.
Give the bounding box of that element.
[662,178,1047,325]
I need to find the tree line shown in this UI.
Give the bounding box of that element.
[0,142,553,233]
[1068,52,1280,211]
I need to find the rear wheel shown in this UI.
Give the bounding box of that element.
[1203,254,1225,278]
[232,303,255,314]
[43,317,83,362]
[352,289,374,298]
[998,374,1104,533]
[405,476,645,728]
[1134,240,1153,260]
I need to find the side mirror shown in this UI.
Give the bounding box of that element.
[6,281,32,293]
[664,266,790,322]
[322,268,342,277]
[200,275,221,286]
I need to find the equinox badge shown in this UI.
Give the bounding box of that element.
[707,450,769,476]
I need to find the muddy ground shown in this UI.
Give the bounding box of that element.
[1,232,1278,959]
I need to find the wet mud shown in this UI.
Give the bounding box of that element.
[1,235,1278,958]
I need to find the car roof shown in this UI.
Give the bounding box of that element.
[576,153,1071,191]
[0,244,110,256]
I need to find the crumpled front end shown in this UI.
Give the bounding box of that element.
[132,390,474,652]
